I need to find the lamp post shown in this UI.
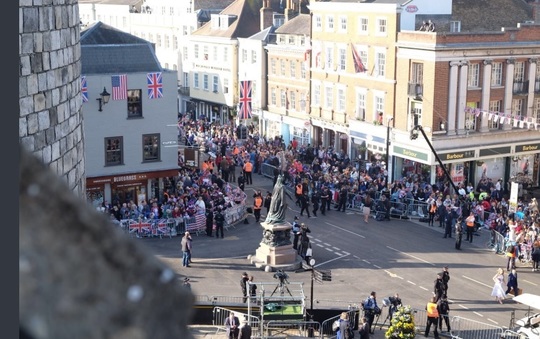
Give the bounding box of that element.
[385,117,394,187]
[96,87,110,112]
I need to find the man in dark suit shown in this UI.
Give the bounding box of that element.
[238,318,252,339]
[225,312,240,339]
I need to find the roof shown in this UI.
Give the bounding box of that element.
[275,14,310,35]
[194,0,236,11]
[247,25,275,41]
[81,22,162,74]
[191,0,263,38]
[451,0,533,32]
[78,0,140,5]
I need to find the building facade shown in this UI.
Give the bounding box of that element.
[81,22,179,207]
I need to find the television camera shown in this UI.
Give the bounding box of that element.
[273,270,290,285]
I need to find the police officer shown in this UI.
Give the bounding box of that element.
[214,207,225,239]
[291,216,301,250]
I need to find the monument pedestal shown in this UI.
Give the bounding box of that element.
[251,222,301,271]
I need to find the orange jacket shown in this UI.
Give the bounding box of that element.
[244,162,253,172]
[254,196,263,210]
[426,302,439,318]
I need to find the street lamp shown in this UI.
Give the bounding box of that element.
[385,117,394,186]
[96,87,110,112]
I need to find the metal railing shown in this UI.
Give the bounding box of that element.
[265,320,321,338]
[321,308,359,338]
[449,316,505,339]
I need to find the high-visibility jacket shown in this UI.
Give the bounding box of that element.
[466,215,475,227]
[202,162,209,171]
[296,184,303,195]
[244,162,253,172]
[426,302,439,318]
[254,196,263,210]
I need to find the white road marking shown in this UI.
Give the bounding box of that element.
[522,279,538,286]
[374,265,382,269]
[458,305,469,310]
[315,243,324,248]
[386,246,435,266]
[325,247,334,252]
[462,275,492,288]
[332,247,341,251]
[323,243,332,246]
[314,254,350,268]
[362,260,371,264]
[473,311,483,317]
[407,281,416,285]
[419,286,428,291]
[325,222,366,238]
[487,319,499,325]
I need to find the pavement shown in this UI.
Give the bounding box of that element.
[141,171,498,338]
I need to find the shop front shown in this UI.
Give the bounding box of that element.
[513,141,540,188]
[392,146,431,184]
[311,118,349,154]
[283,115,311,148]
[86,169,179,207]
[436,150,476,187]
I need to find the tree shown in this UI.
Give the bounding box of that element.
[385,305,416,339]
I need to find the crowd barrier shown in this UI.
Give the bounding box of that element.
[321,308,359,337]
[213,306,262,337]
[449,316,505,339]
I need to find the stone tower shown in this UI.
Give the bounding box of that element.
[19,0,86,197]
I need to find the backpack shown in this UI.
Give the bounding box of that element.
[332,319,340,332]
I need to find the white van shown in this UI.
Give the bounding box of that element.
[513,293,540,338]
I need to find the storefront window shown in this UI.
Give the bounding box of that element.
[86,189,104,208]
[267,120,280,139]
[292,127,310,147]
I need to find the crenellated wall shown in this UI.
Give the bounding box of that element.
[19,0,86,197]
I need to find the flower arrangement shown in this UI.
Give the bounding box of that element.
[385,305,416,339]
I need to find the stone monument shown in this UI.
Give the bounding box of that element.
[251,174,301,271]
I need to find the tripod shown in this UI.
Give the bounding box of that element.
[270,280,293,297]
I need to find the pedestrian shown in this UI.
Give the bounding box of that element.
[505,268,519,296]
[225,312,240,339]
[443,206,454,238]
[320,186,329,215]
[183,277,191,291]
[248,275,257,303]
[243,160,253,185]
[205,208,214,237]
[298,223,312,258]
[455,217,463,250]
[214,207,225,238]
[181,231,192,267]
[358,316,370,339]
[311,189,320,217]
[428,199,437,226]
[336,186,348,212]
[264,192,272,217]
[363,291,380,334]
[437,294,451,333]
[253,190,263,223]
[337,312,353,339]
[506,243,517,271]
[491,267,506,304]
[465,211,476,243]
[237,172,245,191]
[532,242,540,272]
[425,296,440,339]
[238,318,252,339]
[434,272,445,302]
[291,216,301,250]
[441,266,450,296]
[299,192,311,218]
[240,272,249,303]
[363,193,373,223]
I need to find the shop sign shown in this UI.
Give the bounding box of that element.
[515,143,540,153]
[479,146,511,157]
[394,146,428,161]
[405,5,418,13]
[113,174,148,183]
[439,150,475,161]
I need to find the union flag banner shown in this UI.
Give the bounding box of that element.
[81,75,88,103]
[351,44,366,73]
[147,72,163,99]
[238,80,252,120]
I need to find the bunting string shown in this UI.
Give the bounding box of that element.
[464,107,540,131]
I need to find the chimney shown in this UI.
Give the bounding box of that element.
[533,0,540,23]
[260,0,273,30]
[285,0,295,22]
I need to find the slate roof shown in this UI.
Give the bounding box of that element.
[81,22,162,74]
[194,0,236,11]
[275,13,310,35]
[451,0,533,32]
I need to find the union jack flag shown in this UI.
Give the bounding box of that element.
[351,44,366,73]
[81,75,88,103]
[147,72,163,99]
[111,74,127,100]
[238,80,252,120]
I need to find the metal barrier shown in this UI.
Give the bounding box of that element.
[261,163,277,179]
[450,316,505,339]
[411,308,427,334]
[265,320,321,338]
[501,329,521,338]
[213,306,262,337]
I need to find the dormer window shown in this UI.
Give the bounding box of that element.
[210,14,237,30]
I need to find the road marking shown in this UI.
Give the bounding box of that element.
[353,255,360,259]
[521,279,538,286]
[386,246,435,266]
[332,247,341,251]
[385,270,398,278]
[315,243,324,248]
[323,243,332,246]
[419,286,428,291]
[373,264,382,269]
[325,222,366,238]
[362,259,371,264]
[473,311,483,317]
[191,255,248,262]
[462,275,492,288]
[407,281,416,285]
[458,305,469,310]
[314,254,350,268]
[487,319,499,325]
[312,238,322,243]
[325,247,334,252]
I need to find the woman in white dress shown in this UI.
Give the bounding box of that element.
[491,268,506,304]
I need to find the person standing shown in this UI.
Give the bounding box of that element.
[505,268,519,296]
[298,223,312,258]
[337,312,352,339]
[465,211,476,243]
[336,185,348,212]
[205,208,214,237]
[238,319,252,339]
[363,194,373,223]
[532,242,540,272]
[491,267,506,304]
[437,295,451,333]
[240,272,249,303]
[248,275,257,304]
[225,312,240,339]
[434,272,445,302]
[425,296,440,339]
[253,190,263,223]
[441,266,450,297]
[237,172,245,191]
[320,186,329,215]
[358,316,370,339]
[181,231,192,267]
[291,216,301,250]
[243,160,253,185]
[455,217,463,250]
[264,192,272,217]
[363,291,379,334]
[506,244,517,271]
[299,192,311,218]
[443,206,455,239]
[311,189,320,217]
[428,198,437,226]
[214,207,225,239]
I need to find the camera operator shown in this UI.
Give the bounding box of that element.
[388,293,402,319]
[363,291,380,334]
[273,270,289,285]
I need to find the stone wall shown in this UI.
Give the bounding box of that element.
[19,0,86,197]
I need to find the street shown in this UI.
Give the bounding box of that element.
[141,173,540,331]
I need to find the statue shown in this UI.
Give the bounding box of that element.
[264,174,287,224]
